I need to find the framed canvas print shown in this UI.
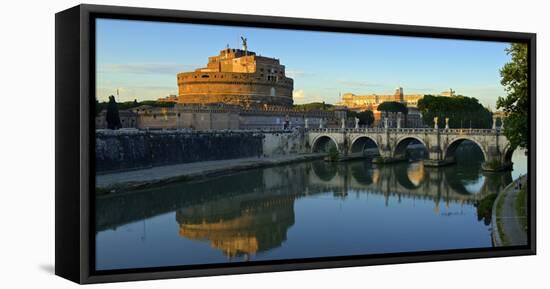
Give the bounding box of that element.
[55,4,536,284]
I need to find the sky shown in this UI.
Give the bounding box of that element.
[96,18,512,108]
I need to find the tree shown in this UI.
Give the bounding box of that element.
[348,110,375,127]
[497,43,528,149]
[95,98,101,117]
[377,101,408,114]
[293,102,335,111]
[417,95,492,129]
[106,95,121,129]
[377,101,408,126]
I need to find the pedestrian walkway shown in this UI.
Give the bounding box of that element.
[492,174,528,246]
[96,153,324,191]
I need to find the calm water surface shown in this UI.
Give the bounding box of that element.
[95,146,527,270]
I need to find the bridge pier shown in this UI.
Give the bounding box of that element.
[372,145,406,164]
[424,145,454,167]
[481,145,513,171]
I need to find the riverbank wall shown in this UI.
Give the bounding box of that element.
[95,129,307,173]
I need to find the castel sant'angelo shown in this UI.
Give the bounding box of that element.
[97,38,449,130]
[177,39,294,108]
[101,39,343,130]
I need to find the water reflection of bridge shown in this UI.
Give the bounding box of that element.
[96,160,512,258]
[308,161,511,204]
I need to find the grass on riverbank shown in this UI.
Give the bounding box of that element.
[496,192,509,246]
[515,187,528,233]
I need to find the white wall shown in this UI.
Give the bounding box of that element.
[262,131,307,156]
[0,0,547,288]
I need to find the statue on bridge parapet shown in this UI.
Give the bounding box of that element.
[308,122,513,172]
[434,116,439,129]
[445,117,449,130]
[355,117,359,129]
[341,117,346,129]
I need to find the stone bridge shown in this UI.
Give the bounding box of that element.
[307,127,514,171]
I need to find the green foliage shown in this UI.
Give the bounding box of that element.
[348,110,375,127]
[497,43,528,149]
[417,95,492,128]
[293,102,334,111]
[96,98,176,114]
[328,146,340,162]
[377,101,408,114]
[106,95,121,130]
[475,193,498,226]
[139,100,176,108]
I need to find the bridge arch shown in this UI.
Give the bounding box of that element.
[350,136,380,156]
[311,135,339,153]
[393,136,428,160]
[502,144,517,165]
[444,138,488,162]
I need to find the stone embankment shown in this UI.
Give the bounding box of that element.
[96,153,323,193]
[95,129,313,192]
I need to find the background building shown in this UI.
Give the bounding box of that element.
[157,94,178,103]
[336,87,458,127]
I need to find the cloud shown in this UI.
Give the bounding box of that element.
[407,87,435,91]
[336,79,384,88]
[293,89,305,101]
[98,63,199,75]
[292,89,332,104]
[285,69,312,78]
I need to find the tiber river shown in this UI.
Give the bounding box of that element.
[95,142,527,270]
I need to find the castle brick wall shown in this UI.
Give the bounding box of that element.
[132,105,341,130]
[177,48,294,108]
[177,72,293,107]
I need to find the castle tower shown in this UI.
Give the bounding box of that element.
[177,46,294,108]
[394,87,404,103]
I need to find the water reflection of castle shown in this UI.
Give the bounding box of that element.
[165,161,511,258]
[176,194,296,258]
[96,160,512,258]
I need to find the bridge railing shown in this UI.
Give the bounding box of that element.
[307,127,500,135]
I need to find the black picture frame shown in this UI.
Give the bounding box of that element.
[55,4,536,284]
